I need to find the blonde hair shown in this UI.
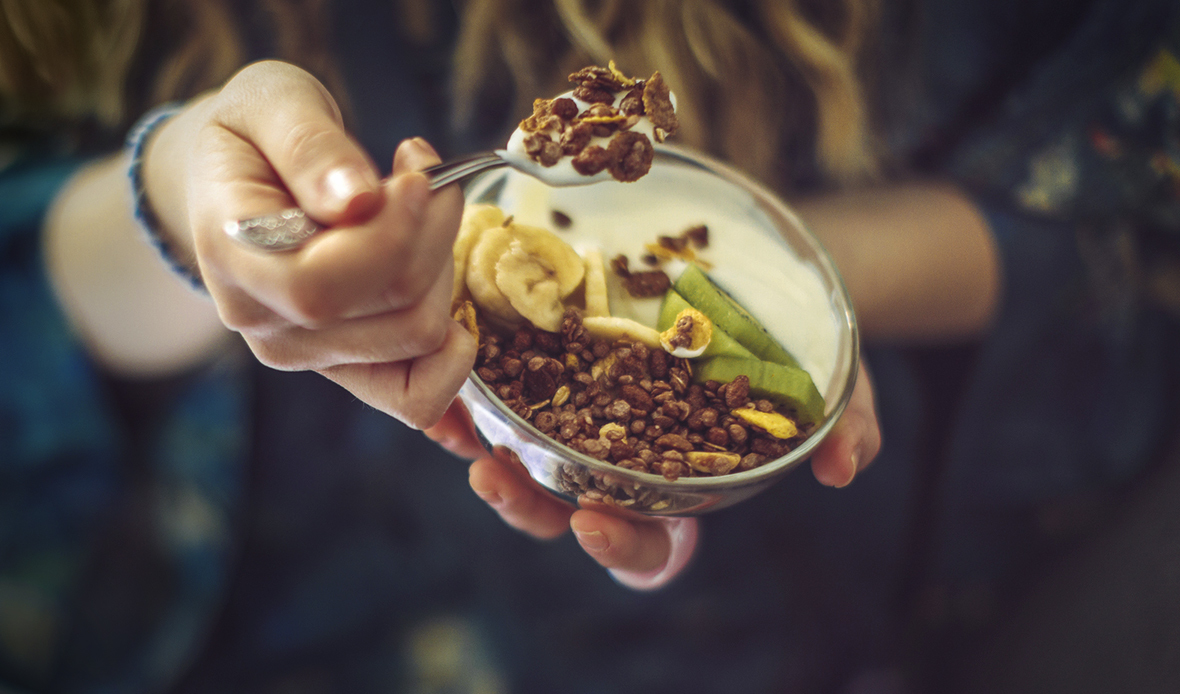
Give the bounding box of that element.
[0,0,146,124]
[1,0,878,186]
[0,0,343,128]
[452,0,881,187]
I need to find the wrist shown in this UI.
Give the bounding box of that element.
[127,102,202,288]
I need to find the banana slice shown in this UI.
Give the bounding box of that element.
[507,223,584,298]
[582,246,610,317]
[466,224,525,327]
[495,240,566,332]
[581,316,663,349]
[452,204,505,307]
[467,218,584,330]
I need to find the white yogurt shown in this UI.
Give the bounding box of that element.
[479,164,844,401]
[500,89,675,187]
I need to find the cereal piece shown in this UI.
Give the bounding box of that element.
[551,210,573,228]
[642,71,679,139]
[568,65,627,92]
[571,144,612,176]
[560,121,594,156]
[573,84,615,103]
[610,254,630,277]
[622,269,671,298]
[551,97,579,120]
[684,224,709,248]
[519,98,566,133]
[607,130,654,182]
[523,132,563,167]
[658,234,689,252]
[619,84,645,116]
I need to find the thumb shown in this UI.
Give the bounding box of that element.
[215,60,381,223]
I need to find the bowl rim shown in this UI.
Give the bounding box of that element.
[463,143,861,492]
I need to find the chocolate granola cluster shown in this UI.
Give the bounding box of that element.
[474,308,808,481]
[518,65,680,182]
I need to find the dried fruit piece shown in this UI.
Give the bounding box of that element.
[684,451,742,475]
[730,408,798,440]
[452,300,479,342]
[607,60,637,88]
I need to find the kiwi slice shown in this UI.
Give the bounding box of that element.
[697,356,825,427]
[657,290,757,360]
[673,264,799,368]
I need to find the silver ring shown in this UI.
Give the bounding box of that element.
[225,208,321,251]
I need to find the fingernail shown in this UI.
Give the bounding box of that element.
[837,449,860,488]
[325,166,374,205]
[403,172,431,222]
[574,529,610,552]
[408,137,439,166]
[395,137,441,174]
[471,486,502,507]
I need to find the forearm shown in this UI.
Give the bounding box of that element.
[42,146,231,377]
[794,182,1001,342]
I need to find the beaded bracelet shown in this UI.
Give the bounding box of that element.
[125,102,205,290]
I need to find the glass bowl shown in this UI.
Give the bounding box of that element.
[457,145,859,516]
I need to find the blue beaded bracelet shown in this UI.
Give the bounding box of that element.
[125,102,205,290]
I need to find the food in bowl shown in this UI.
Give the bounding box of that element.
[452,203,826,483]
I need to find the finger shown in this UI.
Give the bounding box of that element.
[811,360,882,487]
[318,319,478,429]
[423,400,489,460]
[392,136,441,175]
[569,511,672,574]
[214,60,381,223]
[232,265,456,370]
[468,453,574,540]
[201,169,463,329]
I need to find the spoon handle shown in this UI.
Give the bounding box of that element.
[422,151,507,190]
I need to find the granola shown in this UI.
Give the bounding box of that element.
[472,308,809,482]
[514,62,679,183]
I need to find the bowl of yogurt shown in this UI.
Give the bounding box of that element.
[454,145,858,516]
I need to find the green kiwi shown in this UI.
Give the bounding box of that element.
[696,356,825,427]
[672,264,799,368]
[657,290,757,360]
